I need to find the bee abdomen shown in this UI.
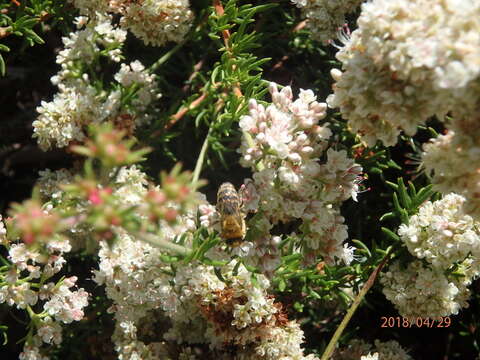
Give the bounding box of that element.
[217,182,238,200]
[217,182,240,215]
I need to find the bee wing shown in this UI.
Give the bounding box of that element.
[219,199,240,215]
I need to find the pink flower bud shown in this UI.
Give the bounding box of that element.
[248,98,258,111]
[64,276,78,287]
[268,82,278,95]
[164,208,178,223]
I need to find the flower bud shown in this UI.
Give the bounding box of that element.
[330,68,343,81]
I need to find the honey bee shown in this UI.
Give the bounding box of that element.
[216,182,246,247]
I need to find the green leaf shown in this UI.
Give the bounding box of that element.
[338,290,353,305]
[0,54,5,76]
[232,259,241,276]
[308,289,321,299]
[352,239,371,257]
[381,227,401,242]
[386,159,402,170]
[385,181,398,191]
[369,167,383,175]
[408,181,417,197]
[24,28,44,44]
[19,18,38,28]
[293,301,304,312]
[392,192,402,213]
[397,178,411,209]
[412,185,435,208]
[379,212,395,222]
[0,325,8,346]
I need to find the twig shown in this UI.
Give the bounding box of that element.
[169,92,207,129]
[0,26,12,39]
[320,252,391,360]
[213,0,231,47]
[192,127,213,186]
[293,19,307,32]
[149,92,208,139]
[183,59,205,92]
[149,40,187,73]
[213,0,243,98]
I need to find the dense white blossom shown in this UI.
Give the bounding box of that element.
[422,128,480,220]
[399,193,480,270]
[36,317,63,345]
[334,339,412,360]
[0,215,7,246]
[54,13,126,85]
[19,345,49,360]
[67,164,318,359]
[292,0,363,43]
[238,82,362,265]
[95,221,316,359]
[163,262,319,360]
[0,221,88,357]
[70,0,193,47]
[381,192,480,318]
[33,15,160,150]
[327,0,480,146]
[33,85,99,150]
[119,0,193,47]
[381,260,471,318]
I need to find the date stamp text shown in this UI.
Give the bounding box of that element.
[380,316,451,328]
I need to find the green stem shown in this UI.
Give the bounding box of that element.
[133,231,191,256]
[192,128,212,186]
[0,254,10,267]
[320,253,391,360]
[26,305,36,319]
[149,40,188,73]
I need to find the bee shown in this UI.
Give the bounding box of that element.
[216,182,246,247]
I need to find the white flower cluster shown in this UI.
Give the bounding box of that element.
[36,166,172,358]
[119,0,193,47]
[237,82,362,265]
[61,164,317,359]
[327,0,480,147]
[291,0,363,43]
[422,116,480,220]
[381,259,471,318]
[398,193,480,270]
[56,14,126,77]
[0,232,88,358]
[94,230,176,359]
[0,215,7,246]
[70,0,193,47]
[33,15,160,151]
[95,221,316,359]
[163,263,319,360]
[34,84,98,150]
[334,339,412,360]
[382,194,480,318]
